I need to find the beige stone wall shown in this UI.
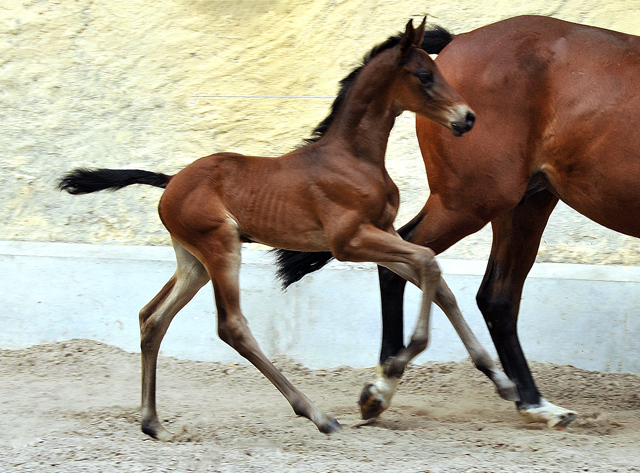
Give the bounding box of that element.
[2,0,639,262]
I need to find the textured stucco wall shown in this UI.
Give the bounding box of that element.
[2,0,640,263]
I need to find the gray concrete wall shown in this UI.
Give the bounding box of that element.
[3,241,639,373]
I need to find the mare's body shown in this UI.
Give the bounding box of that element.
[399,15,640,426]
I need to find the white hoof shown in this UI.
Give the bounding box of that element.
[519,398,578,428]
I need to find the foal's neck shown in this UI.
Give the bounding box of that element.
[327,61,400,166]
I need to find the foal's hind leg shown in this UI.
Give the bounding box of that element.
[434,279,518,401]
[139,238,210,440]
[190,227,341,434]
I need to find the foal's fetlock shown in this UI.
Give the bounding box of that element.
[317,415,342,434]
[291,397,340,433]
[141,419,173,442]
[496,377,519,402]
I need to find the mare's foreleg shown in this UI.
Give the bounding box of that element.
[376,214,423,364]
[139,239,210,440]
[477,190,576,428]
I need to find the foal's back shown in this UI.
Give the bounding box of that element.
[417,15,640,237]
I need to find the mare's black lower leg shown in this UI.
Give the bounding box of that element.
[378,266,407,364]
[477,190,575,427]
[377,215,423,365]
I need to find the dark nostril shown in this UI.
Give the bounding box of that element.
[465,111,476,128]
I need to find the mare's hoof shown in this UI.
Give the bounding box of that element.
[519,398,578,429]
[358,383,387,420]
[551,412,578,430]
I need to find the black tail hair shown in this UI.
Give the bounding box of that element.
[420,25,454,54]
[58,168,170,195]
[273,249,334,289]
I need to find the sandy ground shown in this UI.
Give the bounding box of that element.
[1,339,639,472]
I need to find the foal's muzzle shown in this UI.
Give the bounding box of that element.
[451,111,476,137]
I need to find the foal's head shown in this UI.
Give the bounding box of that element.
[393,19,475,136]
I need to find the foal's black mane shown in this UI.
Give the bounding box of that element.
[275,24,455,289]
[305,24,453,144]
[304,33,404,144]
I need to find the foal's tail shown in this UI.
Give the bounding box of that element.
[58,168,171,195]
[273,249,335,289]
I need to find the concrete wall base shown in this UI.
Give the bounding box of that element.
[2,241,639,373]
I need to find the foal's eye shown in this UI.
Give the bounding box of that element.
[416,70,434,86]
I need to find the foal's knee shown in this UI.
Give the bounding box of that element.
[416,248,441,284]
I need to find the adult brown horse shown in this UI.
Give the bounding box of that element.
[275,15,640,428]
[59,20,517,439]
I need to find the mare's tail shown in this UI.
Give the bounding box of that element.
[58,168,171,195]
[273,24,455,290]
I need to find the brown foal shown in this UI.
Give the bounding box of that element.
[59,19,515,439]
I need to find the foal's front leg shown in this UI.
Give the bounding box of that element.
[328,225,444,417]
[359,274,519,419]
[332,225,514,420]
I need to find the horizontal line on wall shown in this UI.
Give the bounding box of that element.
[192,94,335,99]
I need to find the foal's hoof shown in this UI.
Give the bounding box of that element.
[141,422,174,441]
[358,383,388,420]
[318,417,342,434]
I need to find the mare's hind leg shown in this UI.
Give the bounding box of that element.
[139,238,210,440]
[477,190,576,428]
[191,226,340,434]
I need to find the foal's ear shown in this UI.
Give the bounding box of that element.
[400,17,427,63]
[414,17,427,46]
[399,19,416,63]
